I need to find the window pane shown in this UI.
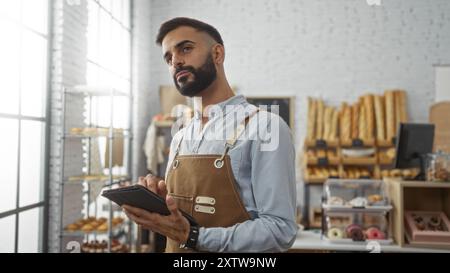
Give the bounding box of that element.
[18,208,42,253]
[0,118,18,212]
[99,0,111,12]
[87,0,99,62]
[0,18,20,115]
[22,0,48,35]
[20,31,47,118]
[0,215,16,253]
[19,120,44,207]
[0,0,21,22]
[122,0,130,29]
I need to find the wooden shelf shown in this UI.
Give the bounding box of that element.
[385,179,450,248]
[341,139,375,147]
[342,157,377,165]
[303,176,328,184]
[304,139,339,148]
[306,156,340,166]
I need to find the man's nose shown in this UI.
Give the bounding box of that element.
[172,54,185,69]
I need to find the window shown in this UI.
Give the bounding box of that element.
[0,0,49,253]
[86,0,131,175]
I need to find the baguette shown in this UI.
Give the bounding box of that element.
[385,91,396,142]
[397,90,408,123]
[374,95,386,142]
[306,98,317,140]
[394,90,402,134]
[330,108,339,141]
[317,100,324,140]
[359,104,367,141]
[351,103,360,139]
[323,106,332,141]
[363,94,375,140]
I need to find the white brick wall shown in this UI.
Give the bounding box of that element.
[48,0,87,252]
[147,0,450,209]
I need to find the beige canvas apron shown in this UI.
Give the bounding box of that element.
[165,110,259,253]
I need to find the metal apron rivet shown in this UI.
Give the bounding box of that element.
[214,159,224,169]
[172,159,179,169]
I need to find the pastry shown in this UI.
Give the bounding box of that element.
[307,98,317,140]
[346,224,365,241]
[374,95,386,142]
[365,227,386,240]
[330,109,339,141]
[349,197,368,207]
[317,100,324,139]
[351,103,359,140]
[384,91,396,142]
[363,94,375,140]
[368,194,383,204]
[328,196,345,206]
[359,104,367,141]
[327,227,344,240]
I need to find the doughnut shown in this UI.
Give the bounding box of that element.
[365,227,386,240]
[327,227,344,240]
[346,224,365,241]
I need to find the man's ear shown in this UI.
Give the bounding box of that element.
[212,44,225,65]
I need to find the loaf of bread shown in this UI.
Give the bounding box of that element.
[394,90,402,134]
[374,95,386,142]
[359,104,367,141]
[385,91,396,142]
[317,100,324,140]
[323,106,332,140]
[340,103,351,141]
[396,90,408,123]
[330,108,339,141]
[307,98,317,140]
[351,103,360,139]
[363,94,375,140]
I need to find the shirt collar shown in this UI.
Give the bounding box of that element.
[193,95,247,120]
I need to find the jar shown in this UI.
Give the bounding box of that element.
[426,151,450,182]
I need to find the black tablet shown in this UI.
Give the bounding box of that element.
[102,185,198,226]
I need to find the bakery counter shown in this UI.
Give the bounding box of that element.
[290,230,450,253]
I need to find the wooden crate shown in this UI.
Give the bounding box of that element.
[385,178,450,248]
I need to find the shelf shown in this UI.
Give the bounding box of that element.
[342,157,377,165]
[65,85,130,97]
[62,221,128,237]
[304,139,339,148]
[306,156,340,166]
[304,176,328,184]
[65,175,129,184]
[377,139,396,148]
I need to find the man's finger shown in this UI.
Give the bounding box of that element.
[146,176,158,193]
[158,180,167,196]
[138,176,146,186]
[166,195,182,218]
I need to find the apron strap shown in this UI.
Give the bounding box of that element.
[218,109,260,162]
[173,108,260,160]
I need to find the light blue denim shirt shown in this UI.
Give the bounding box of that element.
[165,95,298,252]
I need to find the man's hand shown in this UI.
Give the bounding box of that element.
[138,174,167,199]
[123,195,190,244]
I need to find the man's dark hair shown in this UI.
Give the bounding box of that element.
[156,17,224,46]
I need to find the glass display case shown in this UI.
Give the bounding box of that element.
[322,179,393,244]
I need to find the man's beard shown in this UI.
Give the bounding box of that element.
[173,54,217,97]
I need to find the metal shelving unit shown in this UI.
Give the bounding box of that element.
[58,85,133,253]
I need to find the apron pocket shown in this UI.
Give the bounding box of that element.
[169,194,194,216]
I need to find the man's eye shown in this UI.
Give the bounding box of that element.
[183,47,192,53]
